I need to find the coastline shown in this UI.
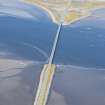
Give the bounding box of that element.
[24,1,105,26]
[25,1,58,24]
[64,12,91,26]
[24,0,89,25]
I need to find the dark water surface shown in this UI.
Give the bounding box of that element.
[0,11,105,68]
[54,16,105,68]
[0,16,57,62]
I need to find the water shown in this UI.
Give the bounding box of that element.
[0,62,43,105]
[1,15,105,68]
[47,10,105,105]
[0,16,57,62]
[54,17,105,68]
[0,3,57,105]
[48,65,105,105]
[0,3,105,105]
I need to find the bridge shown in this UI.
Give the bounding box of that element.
[33,23,62,105]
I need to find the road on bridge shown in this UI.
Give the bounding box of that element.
[33,23,62,105]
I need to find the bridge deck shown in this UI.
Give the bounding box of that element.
[34,64,56,105]
[34,23,62,105]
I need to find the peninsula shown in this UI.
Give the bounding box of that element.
[25,0,105,25]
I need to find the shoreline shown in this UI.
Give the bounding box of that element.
[64,12,91,26]
[25,1,88,25]
[25,1,58,24]
[25,1,92,26]
[24,1,105,26]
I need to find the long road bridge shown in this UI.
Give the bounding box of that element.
[33,23,62,105]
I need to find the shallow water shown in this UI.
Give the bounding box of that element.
[54,16,105,68]
[48,66,105,105]
[0,62,43,105]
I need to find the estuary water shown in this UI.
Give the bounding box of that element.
[0,8,105,68]
[55,16,105,68]
[0,2,105,105]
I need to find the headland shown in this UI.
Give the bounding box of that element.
[25,0,105,25]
